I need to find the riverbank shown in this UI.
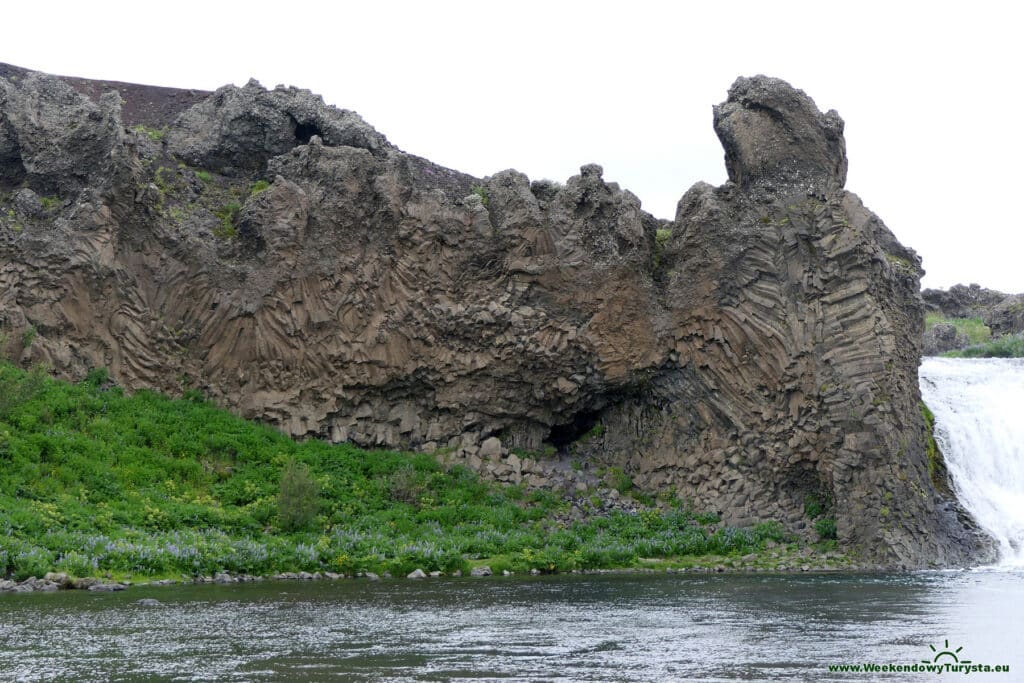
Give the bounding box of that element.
[0,363,850,588]
[0,546,862,594]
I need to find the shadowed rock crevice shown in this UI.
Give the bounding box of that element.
[0,63,993,568]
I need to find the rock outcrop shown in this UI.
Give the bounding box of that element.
[922,323,969,356]
[923,283,1024,338]
[0,63,993,567]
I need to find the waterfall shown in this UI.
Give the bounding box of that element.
[919,358,1024,566]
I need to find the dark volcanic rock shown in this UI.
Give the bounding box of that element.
[0,72,123,194]
[922,283,1006,319]
[922,323,968,356]
[166,79,391,176]
[923,283,1024,337]
[713,76,847,191]
[0,64,993,568]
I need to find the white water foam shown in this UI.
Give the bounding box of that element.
[919,357,1024,567]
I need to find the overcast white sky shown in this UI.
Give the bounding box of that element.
[4,1,1021,291]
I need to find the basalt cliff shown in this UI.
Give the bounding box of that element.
[0,62,993,567]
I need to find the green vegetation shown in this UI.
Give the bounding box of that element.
[511,445,557,460]
[0,364,811,582]
[803,493,824,519]
[605,467,633,495]
[213,203,241,239]
[0,364,46,420]
[249,180,271,196]
[803,492,838,540]
[471,185,489,207]
[153,166,173,194]
[925,313,991,345]
[942,333,1024,358]
[920,402,939,479]
[20,326,36,349]
[653,227,672,271]
[278,458,319,531]
[196,170,213,184]
[814,517,837,541]
[39,195,61,212]
[133,124,167,142]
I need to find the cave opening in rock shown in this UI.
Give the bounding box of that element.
[547,409,603,449]
[294,121,322,145]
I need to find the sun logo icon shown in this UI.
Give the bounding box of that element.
[922,639,972,665]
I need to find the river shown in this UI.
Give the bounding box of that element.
[1,570,1022,682]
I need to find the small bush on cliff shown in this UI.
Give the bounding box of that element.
[132,124,167,142]
[803,491,833,520]
[653,227,672,271]
[606,467,633,494]
[920,402,941,479]
[815,517,837,541]
[278,458,320,531]
[471,185,489,206]
[213,203,241,239]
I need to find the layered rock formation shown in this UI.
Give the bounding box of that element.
[0,64,993,567]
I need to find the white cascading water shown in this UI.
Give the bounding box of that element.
[919,357,1024,567]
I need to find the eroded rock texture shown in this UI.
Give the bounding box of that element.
[0,64,993,567]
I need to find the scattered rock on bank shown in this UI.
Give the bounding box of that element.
[88,583,127,592]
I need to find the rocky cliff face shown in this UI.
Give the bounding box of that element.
[0,64,993,567]
[923,283,1024,338]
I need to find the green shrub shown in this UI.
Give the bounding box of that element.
[39,196,61,212]
[387,466,424,506]
[606,467,633,494]
[249,180,271,195]
[815,517,837,540]
[653,227,672,270]
[84,367,109,387]
[803,493,823,519]
[153,166,173,194]
[196,170,213,183]
[213,203,241,239]
[920,401,939,476]
[277,458,320,531]
[0,363,47,419]
[471,185,489,206]
[752,521,786,544]
[132,124,167,142]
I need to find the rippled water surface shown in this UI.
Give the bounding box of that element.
[1,571,1022,681]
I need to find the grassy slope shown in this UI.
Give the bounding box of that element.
[0,364,831,583]
[925,313,991,345]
